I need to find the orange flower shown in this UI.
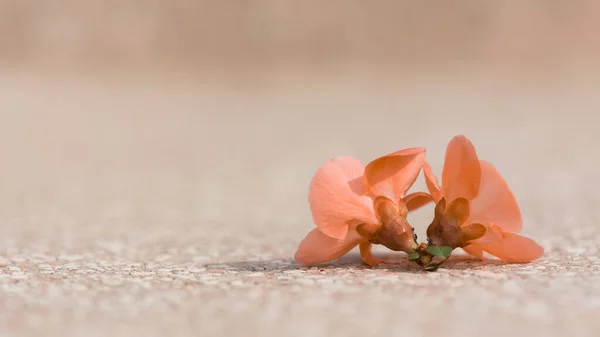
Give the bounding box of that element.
[423,135,543,262]
[294,148,431,266]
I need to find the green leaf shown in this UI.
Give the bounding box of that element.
[407,252,420,260]
[424,246,453,258]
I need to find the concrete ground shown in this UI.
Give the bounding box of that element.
[0,68,599,336]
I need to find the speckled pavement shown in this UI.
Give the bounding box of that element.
[0,70,599,337]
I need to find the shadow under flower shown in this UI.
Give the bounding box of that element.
[203,251,520,273]
[203,253,378,273]
[435,254,519,270]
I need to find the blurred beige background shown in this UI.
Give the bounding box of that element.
[1,2,600,337]
[2,0,600,73]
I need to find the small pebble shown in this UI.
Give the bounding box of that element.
[62,264,79,270]
[10,272,27,280]
[209,264,234,270]
[155,255,172,262]
[231,280,245,287]
[201,279,219,286]
[295,278,315,285]
[502,280,523,295]
[101,278,123,286]
[58,254,84,262]
[566,247,587,255]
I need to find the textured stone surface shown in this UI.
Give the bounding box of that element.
[0,69,599,337]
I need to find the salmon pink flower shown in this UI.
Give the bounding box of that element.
[423,135,543,263]
[294,148,431,266]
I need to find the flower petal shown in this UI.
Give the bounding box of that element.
[474,222,505,244]
[402,192,434,211]
[462,243,485,260]
[479,232,544,262]
[459,222,487,243]
[309,156,377,240]
[469,160,522,233]
[355,222,382,241]
[294,228,365,266]
[441,135,481,203]
[359,242,384,266]
[423,162,443,202]
[446,197,470,224]
[363,147,426,202]
[471,224,543,262]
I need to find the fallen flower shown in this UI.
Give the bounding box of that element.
[423,135,544,263]
[294,147,430,266]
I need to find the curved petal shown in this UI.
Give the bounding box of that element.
[309,156,377,240]
[446,197,470,224]
[363,147,426,202]
[441,135,481,203]
[359,242,384,266]
[459,222,487,243]
[355,222,382,241]
[402,192,434,211]
[479,232,544,262]
[423,162,443,202]
[468,161,522,233]
[462,243,485,260]
[294,228,365,266]
[468,221,503,246]
[470,224,543,262]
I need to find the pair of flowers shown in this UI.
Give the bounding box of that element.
[294,135,543,268]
